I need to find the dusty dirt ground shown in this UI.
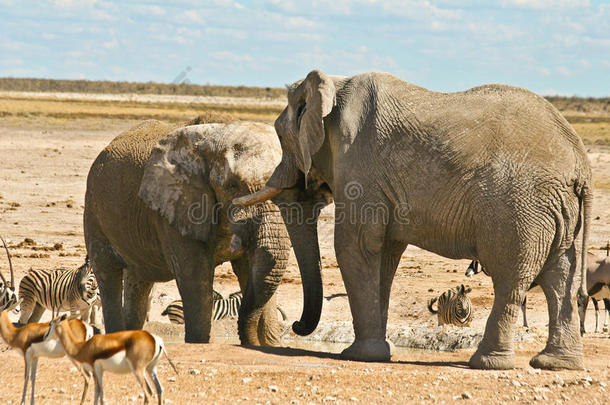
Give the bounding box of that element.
[1,114,609,404]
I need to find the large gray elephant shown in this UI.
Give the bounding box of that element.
[235,70,593,370]
[85,120,290,345]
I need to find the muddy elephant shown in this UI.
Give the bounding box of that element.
[236,70,593,369]
[85,120,289,345]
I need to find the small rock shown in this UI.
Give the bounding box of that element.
[323,396,337,402]
[189,368,201,375]
[462,392,472,399]
[561,394,570,401]
[164,400,172,404]
[269,385,279,392]
[242,377,252,384]
[349,398,359,402]
[527,369,541,375]
[167,377,176,382]
[511,380,521,387]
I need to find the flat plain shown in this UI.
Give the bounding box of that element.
[0,90,609,404]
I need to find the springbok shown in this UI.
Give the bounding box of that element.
[47,314,177,405]
[0,310,93,405]
[0,234,20,312]
[579,251,610,334]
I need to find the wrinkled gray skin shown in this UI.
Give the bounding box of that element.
[85,120,289,345]
[236,70,593,370]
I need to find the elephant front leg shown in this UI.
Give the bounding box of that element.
[177,275,213,343]
[90,251,125,333]
[172,250,214,343]
[336,222,392,362]
[123,270,154,330]
[530,247,584,370]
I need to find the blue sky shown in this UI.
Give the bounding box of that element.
[0,0,608,96]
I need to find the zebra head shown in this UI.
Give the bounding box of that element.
[0,234,19,313]
[453,284,473,324]
[76,258,99,305]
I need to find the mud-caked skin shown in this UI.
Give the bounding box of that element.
[236,70,592,370]
[84,120,290,345]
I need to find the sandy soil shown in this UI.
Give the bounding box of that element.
[1,116,609,404]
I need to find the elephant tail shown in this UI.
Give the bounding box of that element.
[428,297,439,314]
[579,183,593,298]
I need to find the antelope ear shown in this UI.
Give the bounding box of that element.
[292,69,336,177]
[139,126,216,241]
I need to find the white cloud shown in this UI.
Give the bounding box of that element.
[284,16,318,29]
[52,0,97,7]
[556,66,572,76]
[209,51,253,63]
[92,9,116,21]
[501,0,590,9]
[141,5,166,16]
[180,9,205,24]
[103,38,118,50]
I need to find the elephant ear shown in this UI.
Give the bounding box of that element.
[291,69,336,177]
[138,126,216,242]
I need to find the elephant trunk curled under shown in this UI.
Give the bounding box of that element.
[279,198,324,336]
[237,201,289,345]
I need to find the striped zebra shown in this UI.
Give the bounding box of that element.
[428,284,474,327]
[18,257,99,323]
[162,291,287,324]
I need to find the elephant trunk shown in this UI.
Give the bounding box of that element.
[238,202,289,346]
[280,200,323,336]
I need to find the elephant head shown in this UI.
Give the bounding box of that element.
[234,70,336,336]
[139,122,290,345]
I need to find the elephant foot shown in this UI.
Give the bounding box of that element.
[469,348,515,370]
[530,350,583,370]
[341,339,391,362]
[184,332,210,344]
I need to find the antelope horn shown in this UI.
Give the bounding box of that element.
[0,234,14,288]
[232,186,281,206]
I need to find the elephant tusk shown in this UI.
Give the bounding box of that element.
[232,186,281,206]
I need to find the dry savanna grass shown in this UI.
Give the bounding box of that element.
[0,96,282,123]
[0,90,608,144]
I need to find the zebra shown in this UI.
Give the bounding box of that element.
[18,256,99,323]
[162,290,287,324]
[0,234,19,312]
[428,284,474,327]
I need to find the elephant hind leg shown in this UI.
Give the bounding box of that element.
[469,257,541,370]
[530,245,584,370]
[123,270,154,330]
